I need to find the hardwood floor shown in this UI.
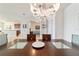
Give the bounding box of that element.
[0,40,79,56]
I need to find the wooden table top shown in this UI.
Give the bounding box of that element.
[0,41,79,56]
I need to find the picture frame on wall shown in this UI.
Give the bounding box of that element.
[14,24,21,29]
[23,24,27,28]
[42,24,46,28]
[35,25,40,30]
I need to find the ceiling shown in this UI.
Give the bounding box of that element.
[0,3,71,23]
[60,3,71,9]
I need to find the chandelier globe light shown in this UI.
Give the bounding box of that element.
[30,3,60,16]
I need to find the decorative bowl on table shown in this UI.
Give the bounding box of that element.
[32,41,45,49]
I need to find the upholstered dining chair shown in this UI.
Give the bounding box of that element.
[42,34,51,41]
[27,34,36,41]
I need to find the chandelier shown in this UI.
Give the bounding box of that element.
[30,3,60,16]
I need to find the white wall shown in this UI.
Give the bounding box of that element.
[64,3,79,42]
[55,6,64,39]
[48,15,55,39]
[0,22,4,30]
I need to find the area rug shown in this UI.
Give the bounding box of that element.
[8,42,27,49]
[52,42,70,49]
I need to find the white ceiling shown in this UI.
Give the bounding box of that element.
[60,3,71,9]
[0,3,71,22]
